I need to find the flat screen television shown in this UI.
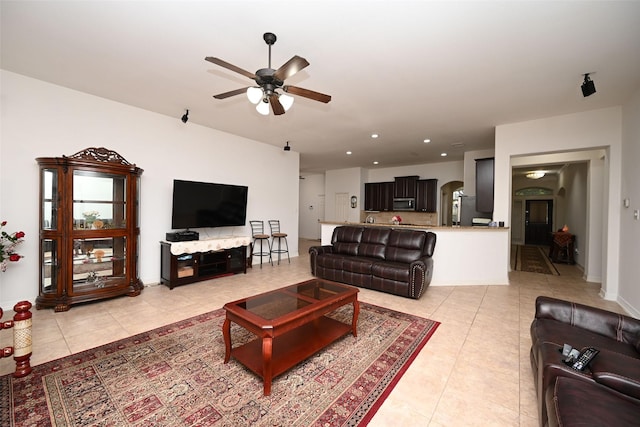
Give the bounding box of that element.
[171,179,248,229]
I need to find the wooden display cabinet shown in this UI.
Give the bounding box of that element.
[36,147,143,311]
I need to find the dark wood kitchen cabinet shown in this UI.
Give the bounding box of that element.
[394,176,419,198]
[416,179,438,212]
[476,157,495,213]
[364,182,394,211]
[364,182,378,211]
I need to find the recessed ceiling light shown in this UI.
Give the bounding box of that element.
[440,152,447,157]
[423,139,431,143]
[373,161,379,165]
[346,151,352,155]
[371,133,379,139]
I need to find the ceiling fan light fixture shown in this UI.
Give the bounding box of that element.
[279,93,294,111]
[526,171,545,179]
[256,100,270,115]
[247,87,263,104]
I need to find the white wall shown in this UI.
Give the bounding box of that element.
[324,168,363,223]
[619,87,640,316]
[495,107,622,301]
[559,163,588,267]
[0,70,300,308]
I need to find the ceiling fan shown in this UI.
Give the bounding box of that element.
[205,32,331,116]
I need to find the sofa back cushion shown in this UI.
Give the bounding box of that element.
[331,226,364,256]
[358,228,391,259]
[385,229,428,263]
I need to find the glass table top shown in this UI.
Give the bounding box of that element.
[233,279,354,320]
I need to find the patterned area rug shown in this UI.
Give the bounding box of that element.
[1,302,439,426]
[514,245,560,275]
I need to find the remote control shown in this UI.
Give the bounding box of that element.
[572,347,599,371]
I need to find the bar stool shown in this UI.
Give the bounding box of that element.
[268,220,290,265]
[250,221,272,268]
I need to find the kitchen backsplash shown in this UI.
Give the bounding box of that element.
[360,211,438,226]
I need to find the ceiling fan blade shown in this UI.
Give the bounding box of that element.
[205,57,256,80]
[213,87,251,99]
[273,55,310,81]
[269,95,286,115]
[283,85,332,103]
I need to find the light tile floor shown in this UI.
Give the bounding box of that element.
[0,240,628,426]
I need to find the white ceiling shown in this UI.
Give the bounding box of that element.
[2,1,639,174]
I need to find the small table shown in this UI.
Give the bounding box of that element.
[549,232,575,264]
[222,279,359,395]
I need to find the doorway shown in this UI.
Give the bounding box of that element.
[525,199,553,245]
[440,180,464,226]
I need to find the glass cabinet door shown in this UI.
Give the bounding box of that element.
[42,169,58,230]
[73,171,127,230]
[72,236,127,292]
[41,239,58,294]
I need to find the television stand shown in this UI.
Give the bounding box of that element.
[160,236,251,289]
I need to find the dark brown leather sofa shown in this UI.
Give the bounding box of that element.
[530,296,640,426]
[308,226,436,299]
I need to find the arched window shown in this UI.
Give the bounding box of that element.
[515,187,553,196]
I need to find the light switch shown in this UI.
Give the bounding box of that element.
[634,209,639,220]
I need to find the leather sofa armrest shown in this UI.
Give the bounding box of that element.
[309,245,333,256]
[407,256,434,299]
[309,245,333,276]
[590,350,640,400]
[534,296,640,344]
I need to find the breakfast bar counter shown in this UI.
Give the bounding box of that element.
[320,222,510,286]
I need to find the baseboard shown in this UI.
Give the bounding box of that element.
[617,295,640,318]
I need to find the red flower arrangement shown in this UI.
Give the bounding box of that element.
[391,215,402,223]
[0,221,25,272]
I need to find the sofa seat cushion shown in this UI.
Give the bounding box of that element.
[546,376,640,427]
[342,257,376,274]
[316,253,344,270]
[531,318,640,359]
[371,261,411,282]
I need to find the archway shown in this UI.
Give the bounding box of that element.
[440,180,464,226]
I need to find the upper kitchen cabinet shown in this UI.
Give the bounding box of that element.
[476,157,495,213]
[394,176,419,198]
[416,179,438,212]
[364,182,394,211]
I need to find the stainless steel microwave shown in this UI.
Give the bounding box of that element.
[393,198,415,211]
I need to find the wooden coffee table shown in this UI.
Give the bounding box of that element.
[222,278,359,395]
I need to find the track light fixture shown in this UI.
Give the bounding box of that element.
[284,141,291,151]
[581,74,596,97]
[181,109,189,123]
